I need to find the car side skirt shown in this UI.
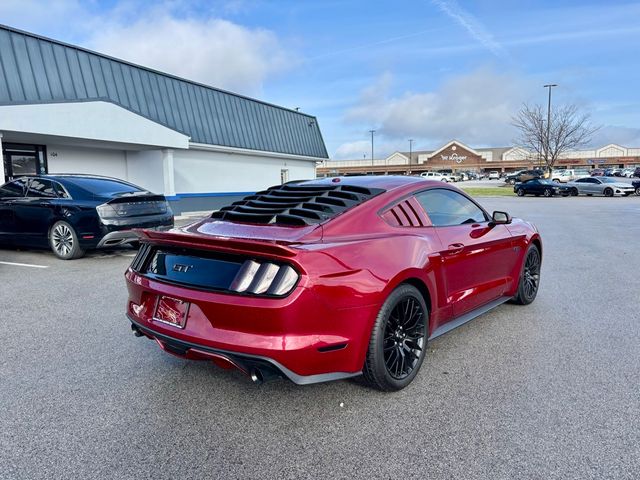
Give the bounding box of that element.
[429,296,511,340]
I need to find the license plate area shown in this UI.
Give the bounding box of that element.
[153,296,190,329]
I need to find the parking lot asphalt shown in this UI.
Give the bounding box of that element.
[1,196,639,480]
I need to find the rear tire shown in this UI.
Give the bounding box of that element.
[49,221,85,260]
[512,244,541,305]
[362,285,428,391]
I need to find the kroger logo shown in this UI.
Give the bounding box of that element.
[440,153,467,163]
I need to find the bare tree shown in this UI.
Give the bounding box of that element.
[512,103,599,173]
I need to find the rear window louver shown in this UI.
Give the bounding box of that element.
[211,183,385,226]
[381,198,430,227]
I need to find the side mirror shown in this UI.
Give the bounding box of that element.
[490,211,512,225]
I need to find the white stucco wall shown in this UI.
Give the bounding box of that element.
[46,144,127,178]
[173,148,316,194]
[125,150,166,194]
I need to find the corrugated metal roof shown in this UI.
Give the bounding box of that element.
[0,24,328,158]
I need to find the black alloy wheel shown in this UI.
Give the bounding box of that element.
[543,188,553,197]
[635,187,640,196]
[516,188,525,197]
[513,244,541,305]
[604,188,614,197]
[570,188,579,196]
[363,285,428,391]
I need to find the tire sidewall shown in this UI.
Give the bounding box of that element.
[366,285,429,391]
[516,244,541,305]
[49,220,83,260]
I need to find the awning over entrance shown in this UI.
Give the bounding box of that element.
[0,101,190,150]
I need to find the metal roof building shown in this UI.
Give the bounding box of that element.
[0,24,328,212]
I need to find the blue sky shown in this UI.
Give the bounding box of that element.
[2,0,640,158]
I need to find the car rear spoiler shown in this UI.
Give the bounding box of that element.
[136,228,299,258]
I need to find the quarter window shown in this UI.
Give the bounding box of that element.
[415,189,487,227]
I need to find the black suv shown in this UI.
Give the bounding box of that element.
[505,169,544,185]
[0,175,173,259]
[633,167,640,178]
[633,179,640,196]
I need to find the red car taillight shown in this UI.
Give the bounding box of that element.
[230,260,299,296]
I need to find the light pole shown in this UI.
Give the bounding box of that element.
[369,130,376,167]
[408,139,414,165]
[543,84,557,172]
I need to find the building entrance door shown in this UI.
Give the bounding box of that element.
[2,143,47,180]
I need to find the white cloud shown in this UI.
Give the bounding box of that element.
[88,15,295,95]
[334,141,372,160]
[0,1,295,96]
[341,68,536,155]
[589,125,640,147]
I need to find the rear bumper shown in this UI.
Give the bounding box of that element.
[128,315,361,385]
[82,215,174,249]
[125,269,378,383]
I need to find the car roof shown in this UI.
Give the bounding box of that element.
[37,173,128,182]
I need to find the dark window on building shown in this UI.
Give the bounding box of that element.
[416,189,487,227]
[2,143,48,179]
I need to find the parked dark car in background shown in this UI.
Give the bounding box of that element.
[633,179,640,195]
[0,175,173,259]
[514,179,572,197]
[505,169,544,185]
[634,167,640,178]
[590,169,605,176]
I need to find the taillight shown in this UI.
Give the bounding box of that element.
[230,260,299,296]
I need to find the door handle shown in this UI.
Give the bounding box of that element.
[447,243,465,255]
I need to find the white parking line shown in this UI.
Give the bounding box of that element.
[0,260,49,269]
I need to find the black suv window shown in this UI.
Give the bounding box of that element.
[27,178,58,198]
[416,189,487,227]
[0,178,28,198]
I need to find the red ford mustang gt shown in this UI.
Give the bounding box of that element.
[126,176,542,391]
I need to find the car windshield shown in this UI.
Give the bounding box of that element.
[65,177,145,196]
[537,180,555,185]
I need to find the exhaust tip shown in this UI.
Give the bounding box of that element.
[131,324,144,337]
[250,368,264,385]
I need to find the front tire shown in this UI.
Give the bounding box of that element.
[570,188,579,196]
[363,285,428,391]
[516,188,525,197]
[604,188,614,197]
[512,244,541,305]
[635,187,640,196]
[49,221,85,260]
[543,188,553,197]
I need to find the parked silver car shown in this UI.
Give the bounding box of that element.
[567,177,636,197]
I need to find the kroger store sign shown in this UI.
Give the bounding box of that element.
[440,153,467,163]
